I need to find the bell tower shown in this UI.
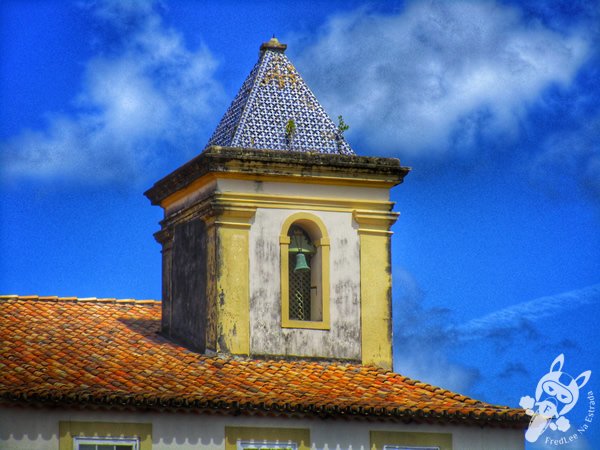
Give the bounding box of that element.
[145,38,409,369]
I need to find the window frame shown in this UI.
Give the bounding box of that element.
[225,426,310,450]
[370,431,452,450]
[73,436,139,450]
[238,441,298,450]
[279,212,330,329]
[287,225,316,321]
[383,446,440,450]
[58,421,151,450]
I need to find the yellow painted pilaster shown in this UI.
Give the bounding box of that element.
[354,210,399,370]
[214,206,256,355]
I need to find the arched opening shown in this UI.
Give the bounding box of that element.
[288,225,317,321]
[280,213,330,329]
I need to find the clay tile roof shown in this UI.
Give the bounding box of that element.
[206,38,354,155]
[0,296,527,427]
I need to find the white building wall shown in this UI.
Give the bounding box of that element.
[164,179,391,217]
[249,208,361,359]
[216,179,391,202]
[0,407,525,450]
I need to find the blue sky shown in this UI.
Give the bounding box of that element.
[1,1,599,447]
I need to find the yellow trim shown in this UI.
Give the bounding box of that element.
[370,430,452,450]
[214,192,394,213]
[59,421,152,450]
[353,210,399,235]
[354,210,396,370]
[280,212,330,330]
[215,206,255,354]
[160,172,397,209]
[215,205,257,229]
[225,426,310,450]
[280,212,329,244]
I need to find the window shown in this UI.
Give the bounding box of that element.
[59,421,151,450]
[383,446,439,450]
[279,213,330,329]
[287,225,316,321]
[370,431,451,450]
[239,441,298,450]
[225,426,310,450]
[74,437,139,450]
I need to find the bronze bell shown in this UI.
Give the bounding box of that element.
[293,253,310,272]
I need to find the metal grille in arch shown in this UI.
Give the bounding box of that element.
[289,256,312,321]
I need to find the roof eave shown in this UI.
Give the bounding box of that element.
[144,146,411,206]
[0,393,529,428]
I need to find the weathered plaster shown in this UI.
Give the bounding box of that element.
[249,208,361,360]
[164,179,217,217]
[155,161,399,361]
[217,178,390,201]
[215,219,251,355]
[144,147,410,208]
[358,231,393,369]
[169,218,208,352]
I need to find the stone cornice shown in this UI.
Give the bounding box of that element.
[144,146,410,206]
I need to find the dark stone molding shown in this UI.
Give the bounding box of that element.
[145,146,410,206]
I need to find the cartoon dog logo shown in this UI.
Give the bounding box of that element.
[520,354,592,443]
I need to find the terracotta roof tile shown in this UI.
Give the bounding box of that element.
[0,296,527,427]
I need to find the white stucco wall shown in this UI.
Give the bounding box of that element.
[217,179,391,201]
[0,407,525,450]
[249,208,361,359]
[164,179,391,218]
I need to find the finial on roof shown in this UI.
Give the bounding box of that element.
[260,36,287,53]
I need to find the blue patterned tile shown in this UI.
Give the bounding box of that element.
[206,39,354,155]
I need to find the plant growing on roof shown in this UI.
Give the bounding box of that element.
[337,115,349,135]
[335,115,350,153]
[285,118,296,148]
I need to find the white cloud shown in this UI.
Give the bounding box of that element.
[393,266,600,393]
[294,1,590,158]
[456,283,600,340]
[1,0,224,183]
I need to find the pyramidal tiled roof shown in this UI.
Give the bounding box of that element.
[206,38,354,155]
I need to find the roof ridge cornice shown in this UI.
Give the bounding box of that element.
[0,295,160,305]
